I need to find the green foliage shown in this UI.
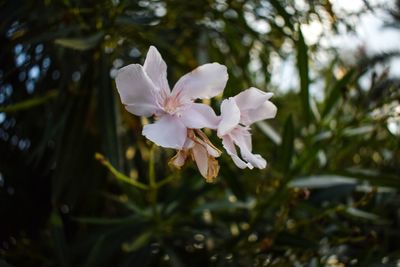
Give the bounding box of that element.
[54,32,105,51]
[296,27,311,125]
[0,0,399,266]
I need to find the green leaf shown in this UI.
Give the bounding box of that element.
[73,215,141,225]
[85,235,106,267]
[337,168,400,188]
[322,69,355,118]
[55,32,104,51]
[0,90,58,113]
[343,125,374,136]
[288,175,357,189]
[102,193,151,216]
[280,115,295,174]
[296,27,311,124]
[345,207,389,224]
[121,231,152,252]
[51,212,71,267]
[256,121,282,145]
[192,199,254,214]
[97,51,122,169]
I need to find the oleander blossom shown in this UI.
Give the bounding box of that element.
[115,46,227,149]
[115,46,277,182]
[217,88,277,169]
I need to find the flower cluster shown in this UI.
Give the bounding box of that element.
[115,46,277,182]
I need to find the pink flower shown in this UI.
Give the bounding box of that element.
[217,88,277,169]
[115,46,278,180]
[116,46,228,149]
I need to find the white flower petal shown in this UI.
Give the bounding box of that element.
[241,100,277,125]
[143,46,170,96]
[222,136,251,169]
[232,128,267,169]
[241,150,267,169]
[205,143,221,158]
[192,143,209,178]
[233,87,277,125]
[234,87,273,111]
[116,64,161,117]
[239,146,266,169]
[233,127,252,150]
[180,103,219,129]
[217,98,240,137]
[142,115,187,149]
[171,63,228,102]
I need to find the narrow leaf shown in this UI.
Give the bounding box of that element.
[343,125,374,136]
[345,207,389,224]
[337,168,400,188]
[51,212,71,267]
[121,231,152,252]
[289,175,357,189]
[297,27,311,124]
[192,199,254,214]
[85,235,106,267]
[55,32,104,51]
[322,69,354,118]
[73,215,140,225]
[256,121,282,145]
[280,115,294,174]
[0,90,58,113]
[97,51,121,168]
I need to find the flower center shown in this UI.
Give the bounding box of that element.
[163,97,180,114]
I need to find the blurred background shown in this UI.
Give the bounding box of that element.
[1,0,400,266]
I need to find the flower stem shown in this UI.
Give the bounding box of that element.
[95,153,149,190]
[156,174,176,188]
[148,146,156,189]
[148,146,159,219]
